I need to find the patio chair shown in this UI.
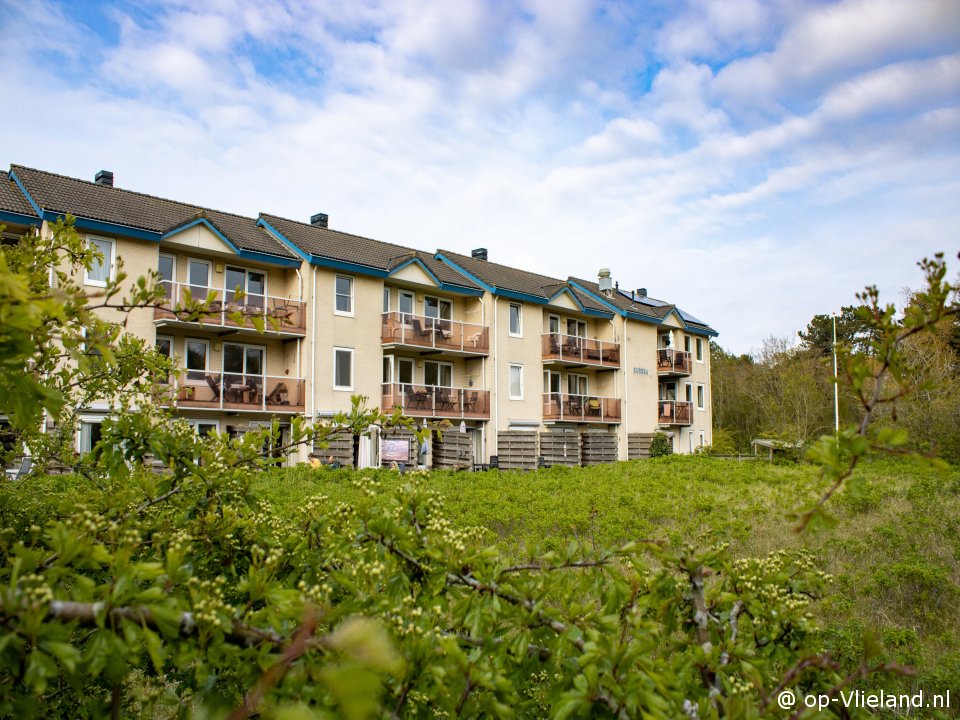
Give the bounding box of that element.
[266,382,290,406]
[204,373,221,400]
[5,457,32,482]
[411,319,433,340]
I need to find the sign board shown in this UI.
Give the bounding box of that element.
[633,367,649,375]
[381,438,410,463]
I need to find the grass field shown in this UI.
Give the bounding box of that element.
[258,456,960,704]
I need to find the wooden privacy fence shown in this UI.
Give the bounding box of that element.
[539,430,581,467]
[433,431,472,470]
[495,431,539,470]
[580,430,618,465]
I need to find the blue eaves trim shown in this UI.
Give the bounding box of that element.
[164,217,301,267]
[435,253,547,304]
[7,169,44,218]
[388,257,484,297]
[546,286,613,318]
[0,210,40,227]
[568,279,665,326]
[257,217,312,263]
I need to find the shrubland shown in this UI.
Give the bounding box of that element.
[0,220,956,718]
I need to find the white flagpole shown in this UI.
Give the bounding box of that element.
[833,313,840,432]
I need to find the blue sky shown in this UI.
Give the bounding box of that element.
[1,0,958,352]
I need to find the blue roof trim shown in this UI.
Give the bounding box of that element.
[67,215,162,242]
[7,169,44,218]
[435,253,546,304]
[389,256,484,297]
[0,210,40,227]
[257,217,312,263]
[164,217,300,267]
[311,256,389,277]
[686,326,719,338]
[546,286,613,318]
[568,279,668,326]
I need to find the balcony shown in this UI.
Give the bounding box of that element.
[542,393,622,423]
[381,383,491,420]
[159,371,305,413]
[155,282,306,338]
[656,349,692,376]
[381,312,489,356]
[542,333,620,369]
[657,400,692,426]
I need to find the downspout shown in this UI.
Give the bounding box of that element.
[493,295,499,455]
[621,316,628,457]
[294,268,303,380]
[310,266,317,419]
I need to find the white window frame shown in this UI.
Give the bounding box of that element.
[548,314,560,335]
[567,372,588,396]
[398,291,415,318]
[696,338,704,363]
[222,342,265,378]
[396,357,415,385]
[508,303,522,337]
[77,414,107,454]
[684,382,693,403]
[334,275,354,317]
[83,235,115,287]
[424,295,453,320]
[333,347,354,390]
[423,360,453,387]
[382,355,394,384]
[699,431,705,448]
[684,335,691,353]
[509,363,523,400]
[184,338,210,383]
[566,318,586,338]
[187,419,220,436]
[697,383,705,410]
[224,264,268,303]
[382,286,391,313]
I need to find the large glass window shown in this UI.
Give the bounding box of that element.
[684,335,692,352]
[382,287,390,313]
[225,267,266,308]
[509,364,523,399]
[223,344,263,377]
[188,259,210,301]
[397,358,414,385]
[424,297,452,320]
[399,291,414,317]
[566,319,586,337]
[424,361,452,387]
[79,420,103,455]
[158,254,175,299]
[685,383,692,402]
[335,276,353,315]
[696,338,704,362]
[84,237,114,286]
[509,303,522,336]
[334,348,353,389]
[548,315,560,334]
[697,384,705,409]
[567,374,587,396]
[185,339,208,381]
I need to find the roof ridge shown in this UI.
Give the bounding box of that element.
[438,248,565,286]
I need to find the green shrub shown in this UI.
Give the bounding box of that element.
[648,431,672,458]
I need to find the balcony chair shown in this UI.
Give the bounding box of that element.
[404,384,428,409]
[266,382,290,406]
[5,457,32,482]
[204,373,221,400]
[411,319,433,341]
[434,387,456,412]
[463,391,479,413]
[586,398,602,417]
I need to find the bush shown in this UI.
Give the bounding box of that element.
[649,431,672,458]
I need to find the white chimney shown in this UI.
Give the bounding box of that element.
[598,268,613,293]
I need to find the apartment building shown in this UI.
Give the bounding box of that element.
[1,164,717,467]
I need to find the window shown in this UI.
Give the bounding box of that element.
[334,348,353,390]
[188,419,219,437]
[155,336,173,358]
[188,259,210,301]
[424,296,452,320]
[424,361,453,387]
[699,431,705,448]
[659,382,676,401]
[548,315,560,334]
[382,356,393,384]
[509,364,523,399]
[185,339,209,381]
[566,319,586,337]
[509,303,522,336]
[79,419,103,455]
[567,373,587,396]
[696,338,704,362]
[684,383,693,403]
[382,287,390,313]
[543,370,560,394]
[697,384,705,409]
[658,332,671,348]
[684,335,691,353]
[158,253,175,299]
[335,276,354,315]
[397,358,414,385]
[225,266,266,308]
[223,344,264,387]
[398,291,414,318]
[84,236,114,287]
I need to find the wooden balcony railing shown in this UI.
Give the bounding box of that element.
[542,393,622,423]
[381,383,491,420]
[657,400,693,426]
[656,349,692,375]
[541,333,620,367]
[381,312,489,355]
[158,371,305,413]
[155,281,306,336]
